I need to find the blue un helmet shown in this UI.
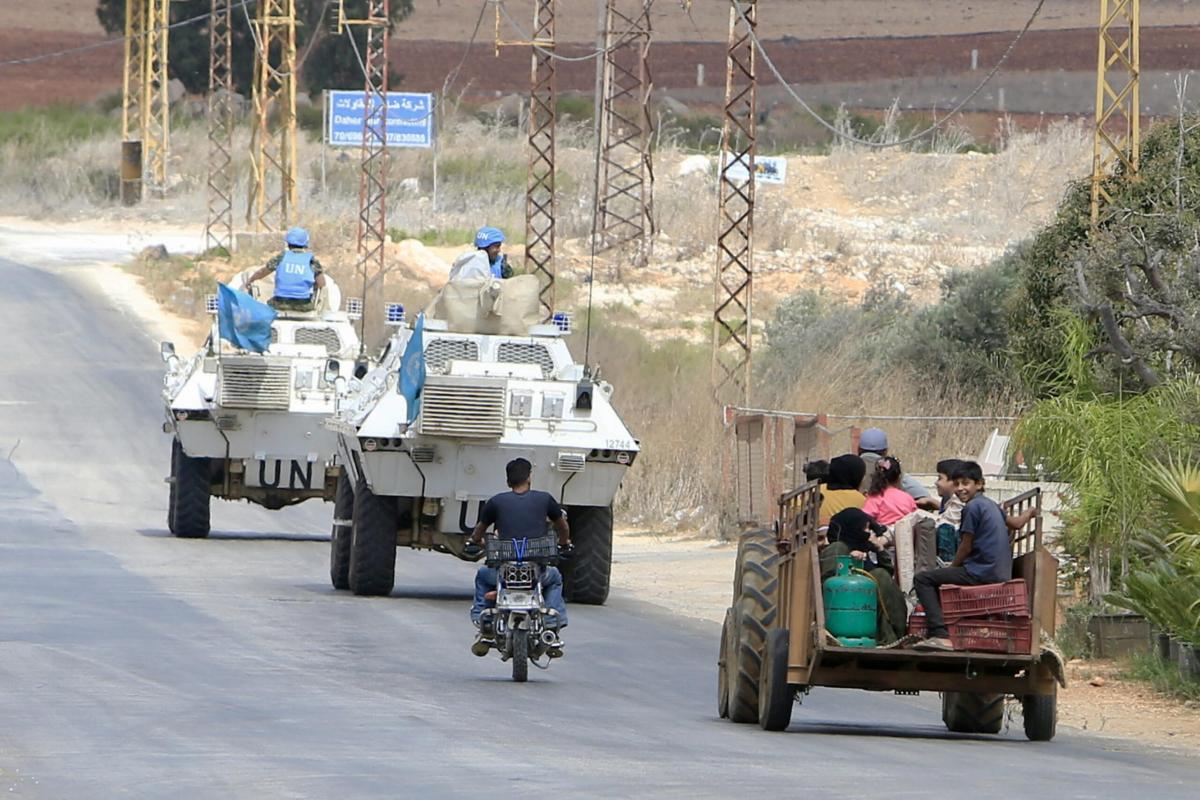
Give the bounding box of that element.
[474,226,505,249]
[284,227,310,248]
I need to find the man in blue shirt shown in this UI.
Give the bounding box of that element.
[245,227,327,311]
[465,458,571,655]
[913,460,1012,651]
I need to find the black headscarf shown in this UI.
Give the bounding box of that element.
[827,507,885,552]
[827,454,867,491]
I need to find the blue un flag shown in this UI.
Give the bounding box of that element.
[217,283,277,353]
[399,313,426,425]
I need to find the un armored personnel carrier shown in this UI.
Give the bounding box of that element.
[160,271,372,537]
[327,275,638,604]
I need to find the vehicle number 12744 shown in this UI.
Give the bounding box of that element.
[605,439,634,450]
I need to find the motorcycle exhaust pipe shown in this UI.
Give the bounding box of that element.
[540,630,558,647]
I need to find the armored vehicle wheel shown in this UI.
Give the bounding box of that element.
[562,505,613,605]
[1022,690,1057,741]
[717,608,733,719]
[941,692,1004,735]
[170,438,211,538]
[329,472,354,590]
[512,631,529,683]
[167,440,178,529]
[727,529,781,724]
[758,627,794,731]
[348,475,398,596]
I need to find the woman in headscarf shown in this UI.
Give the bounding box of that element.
[819,454,867,526]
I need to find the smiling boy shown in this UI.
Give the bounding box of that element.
[913,461,1012,651]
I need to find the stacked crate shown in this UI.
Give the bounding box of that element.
[908,579,1032,653]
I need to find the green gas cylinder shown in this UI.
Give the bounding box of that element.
[822,555,878,647]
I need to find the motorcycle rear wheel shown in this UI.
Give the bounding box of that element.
[512,631,529,682]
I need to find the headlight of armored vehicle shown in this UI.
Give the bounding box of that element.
[294,368,315,390]
[542,393,565,418]
[509,391,533,418]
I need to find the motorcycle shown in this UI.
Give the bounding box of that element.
[472,534,566,682]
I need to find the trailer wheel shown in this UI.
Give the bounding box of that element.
[170,438,211,538]
[1022,690,1057,741]
[348,475,398,596]
[329,471,354,590]
[727,529,781,724]
[758,627,794,731]
[941,692,1005,735]
[717,608,733,719]
[562,505,613,605]
[727,606,759,723]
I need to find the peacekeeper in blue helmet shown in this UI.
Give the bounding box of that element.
[245,227,327,311]
[449,226,514,281]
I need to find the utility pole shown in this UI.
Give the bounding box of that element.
[1091,0,1140,227]
[248,0,298,233]
[338,0,391,352]
[712,0,757,404]
[597,0,654,267]
[121,0,170,202]
[205,0,235,254]
[496,0,558,321]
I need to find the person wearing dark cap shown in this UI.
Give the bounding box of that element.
[856,426,939,511]
[819,454,867,526]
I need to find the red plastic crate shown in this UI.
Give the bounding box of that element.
[939,579,1029,622]
[949,616,1033,654]
[905,613,1032,654]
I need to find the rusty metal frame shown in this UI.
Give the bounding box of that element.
[712,1,757,403]
[338,0,391,351]
[1091,0,1140,227]
[526,0,557,321]
[248,0,298,233]
[121,0,169,200]
[205,0,235,253]
[597,0,654,266]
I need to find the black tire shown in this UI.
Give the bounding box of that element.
[727,529,781,724]
[329,471,354,590]
[167,439,179,531]
[759,627,794,731]
[512,629,529,683]
[562,505,613,605]
[717,608,733,719]
[1022,690,1057,741]
[941,692,1005,735]
[348,475,398,596]
[170,438,211,538]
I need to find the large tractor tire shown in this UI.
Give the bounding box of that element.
[1022,690,1057,741]
[717,608,733,719]
[348,475,398,597]
[727,529,782,724]
[562,505,613,605]
[941,692,1005,735]
[169,438,211,538]
[329,472,354,590]
[758,627,795,731]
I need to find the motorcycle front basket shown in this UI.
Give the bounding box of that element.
[485,534,558,564]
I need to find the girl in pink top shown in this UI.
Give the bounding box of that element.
[862,456,917,526]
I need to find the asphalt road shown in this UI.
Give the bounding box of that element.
[0,252,1197,799]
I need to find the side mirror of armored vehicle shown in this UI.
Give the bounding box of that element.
[160,341,176,363]
[324,359,341,385]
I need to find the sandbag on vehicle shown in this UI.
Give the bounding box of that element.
[425,274,541,335]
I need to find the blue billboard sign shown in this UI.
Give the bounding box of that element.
[327,91,434,149]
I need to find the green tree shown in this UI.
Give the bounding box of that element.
[96,0,414,97]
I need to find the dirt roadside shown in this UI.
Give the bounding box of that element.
[611,527,1200,752]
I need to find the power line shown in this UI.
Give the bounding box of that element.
[732,0,1048,149]
[0,0,256,70]
[495,0,649,63]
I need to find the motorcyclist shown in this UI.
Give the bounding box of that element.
[465,457,571,655]
[448,226,514,282]
[245,227,327,311]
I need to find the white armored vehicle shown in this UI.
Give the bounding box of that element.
[160,271,379,537]
[328,275,638,604]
